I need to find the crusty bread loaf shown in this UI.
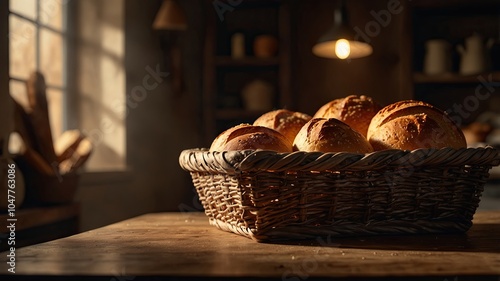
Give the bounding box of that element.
[293,118,373,153]
[253,109,312,145]
[313,95,381,137]
[210,124,292,152]
[26,72,59,167]
[367,100,467,151]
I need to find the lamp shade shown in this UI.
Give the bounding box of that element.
[312,2,372,59]
[152,0,187,30]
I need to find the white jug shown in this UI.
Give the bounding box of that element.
[423,39,452,75]
[457,34,494,75]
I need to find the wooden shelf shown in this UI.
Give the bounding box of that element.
[413,72,500,84]
[0,203,80,250]
[0,203,79,232]
[215,56,280,67]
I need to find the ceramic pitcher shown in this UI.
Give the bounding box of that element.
[457,33,494,75]
[423,39,452,75]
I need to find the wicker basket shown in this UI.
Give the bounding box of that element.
[179,147,500,242]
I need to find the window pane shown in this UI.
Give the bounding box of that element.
[40,0,63,31]
[46,88,63,140]
[9,80,30,111]
[9,0,37,20]
[9,15,37,80]
[40,27,63,87]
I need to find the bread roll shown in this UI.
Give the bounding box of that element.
[210,124,251,151]
[367,100,466,151]
[293,118,373,153]
[210,124,292,152]
[253,109,312,145]
[313,95,381,137]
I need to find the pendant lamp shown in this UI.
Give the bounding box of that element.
[312,0,372,59]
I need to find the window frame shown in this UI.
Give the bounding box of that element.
[8,0,69,134]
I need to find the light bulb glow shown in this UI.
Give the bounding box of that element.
[335,39,350,59]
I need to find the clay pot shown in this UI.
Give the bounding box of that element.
[253,35,278,58]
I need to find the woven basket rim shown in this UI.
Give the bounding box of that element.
[179,146,500,174]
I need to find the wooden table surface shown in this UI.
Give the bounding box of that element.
[2,211,500,280]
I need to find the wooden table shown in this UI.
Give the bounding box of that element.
[1,211,500,281]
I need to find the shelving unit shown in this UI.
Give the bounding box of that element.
[202,0,295,146]
[408,0,500,124]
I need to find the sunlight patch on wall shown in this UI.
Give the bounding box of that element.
[77,0,126,171]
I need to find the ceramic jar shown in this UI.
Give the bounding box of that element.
[423,39,452,75]
[231,33,245,59]
[241,79,274,111]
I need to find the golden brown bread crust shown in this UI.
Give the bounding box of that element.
[210,124,252,151]
[313,95,381,137]
[210,124,292,152]
[293,118,373,153]
[367,100,467,150]
[253,109,312,145]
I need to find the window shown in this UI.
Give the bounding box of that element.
[8,0,127,172]
[9,0,66,140]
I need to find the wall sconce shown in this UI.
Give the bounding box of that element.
[153,0,187,30]
[312,0,372,59]
[152,0,187,95]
